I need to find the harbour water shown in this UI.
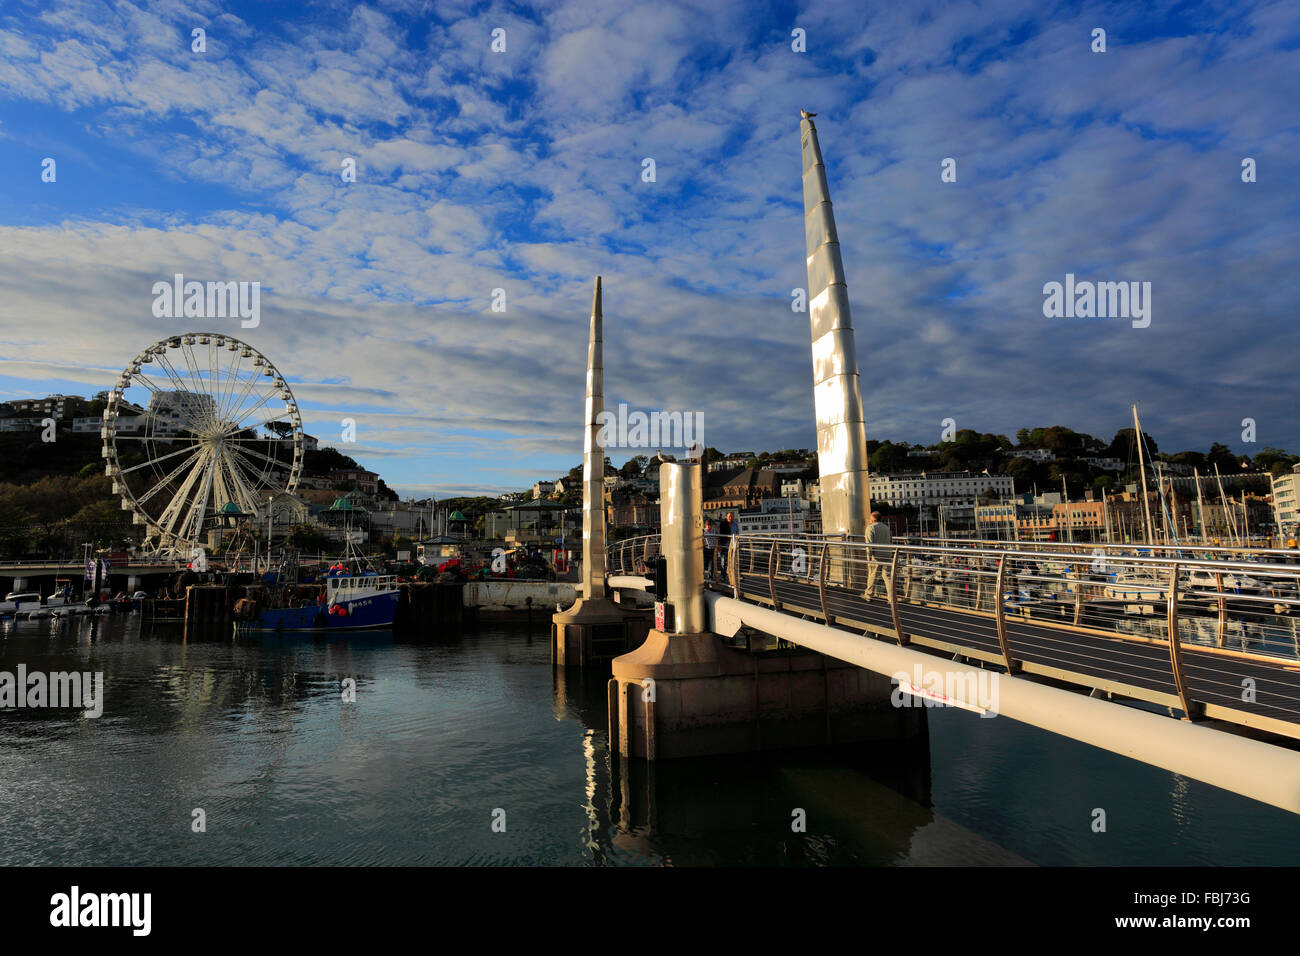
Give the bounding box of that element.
[1,614,1294,866]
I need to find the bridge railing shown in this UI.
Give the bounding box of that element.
[725,531,1300,739]
[608,534,661,576]
[896,534,1300,564]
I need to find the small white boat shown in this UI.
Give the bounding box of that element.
[0,591,43,614]
[1104,573,1168,601]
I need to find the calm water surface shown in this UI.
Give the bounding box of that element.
[1,613,1295,865]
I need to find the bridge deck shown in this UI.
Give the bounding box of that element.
[733,569,1300,738]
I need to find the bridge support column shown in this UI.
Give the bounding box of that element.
[609,462,922,759]
[551,276,650,668]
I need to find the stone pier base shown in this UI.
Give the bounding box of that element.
[551,597,653,669]
[608,630,923,759]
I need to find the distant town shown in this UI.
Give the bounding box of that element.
[3,390,1299,559]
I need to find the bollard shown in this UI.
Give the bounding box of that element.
[659,461,705,634]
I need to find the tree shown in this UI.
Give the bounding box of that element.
[620,455,647,479]
[1206,442,1237,472]
[1107,428,1156,460]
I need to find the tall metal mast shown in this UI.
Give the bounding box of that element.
[800,111,871,540]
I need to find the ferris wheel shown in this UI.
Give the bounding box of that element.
[102,333,304,556]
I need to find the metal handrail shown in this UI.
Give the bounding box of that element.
[743,532,1300,576]
[897,533,1300,562]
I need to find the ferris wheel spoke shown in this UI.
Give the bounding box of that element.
[116,443,201,476]
[178,344,216,431]
[133,450,204,509]
[221,358,268,426]
[155,450,213,538]
[213,347,246,424]
[219,448,263,515]
[229,407,294,438]
[125,371,164,396]
[156,352,215,433]
[147,354,195,403]
[226,387,284,432]
[228,443,291,473]
[228,451,276,493]
[175,451,219,543]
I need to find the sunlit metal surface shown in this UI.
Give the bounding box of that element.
[582,276,607,598]
[659,462,705,633]
[801,111,870,539]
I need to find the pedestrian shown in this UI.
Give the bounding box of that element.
[717,512,733,578]
[862,510,892,600]
[703,518,717,582]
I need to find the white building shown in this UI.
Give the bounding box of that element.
[1082,457,1124,471]
[868,471,1015,509]
[147,390,216,440]
[533,480,556,499]
[1008,448,1055,462]
[1272,465,1300,536]
[708,453,755,473]
[734,509,807,535]
[0,418,43,432]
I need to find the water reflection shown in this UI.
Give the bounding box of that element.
[1,613,1293,866]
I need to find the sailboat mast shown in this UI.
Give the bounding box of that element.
[1103,487,1112,543]
[1061,475,1073,544]
[1213,464,1238,546]
[1132,404,1156,545]
[1194,467,1207,544]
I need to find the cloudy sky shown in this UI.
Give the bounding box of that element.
[1,0,1296,498]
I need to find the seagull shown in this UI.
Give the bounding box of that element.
[800,109,817,119]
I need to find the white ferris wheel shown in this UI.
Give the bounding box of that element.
[102,333,304,556]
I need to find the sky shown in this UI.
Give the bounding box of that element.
[0,0,1297,500]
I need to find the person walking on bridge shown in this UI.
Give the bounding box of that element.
[703,518,718,582]
[717,512,734,579]
[862,511,892,600]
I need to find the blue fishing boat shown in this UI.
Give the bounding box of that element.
[247,571,401,632]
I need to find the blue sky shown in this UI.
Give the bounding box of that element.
[0,0,1297,498]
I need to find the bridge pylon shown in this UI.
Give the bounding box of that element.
[552,276,652,668]
[801,111,872,544]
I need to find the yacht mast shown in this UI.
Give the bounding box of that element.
[1193,467,1207,544]
[1214,464,1238,546]
[1132,404,1156,545]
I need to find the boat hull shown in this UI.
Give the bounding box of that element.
[250,590,400,632]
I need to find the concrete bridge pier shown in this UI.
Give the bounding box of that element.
[609,462,923,760]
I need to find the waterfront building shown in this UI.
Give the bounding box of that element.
[735,507,807,535]
[867,471,1014,509]
[1272,464,1300,537]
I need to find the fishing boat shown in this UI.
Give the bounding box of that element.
[252,569,401,632]
[239,497,401,633]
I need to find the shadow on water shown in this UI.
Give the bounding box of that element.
[551,663,1033,866]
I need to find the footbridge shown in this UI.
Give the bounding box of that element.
[607,530,1300,814]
